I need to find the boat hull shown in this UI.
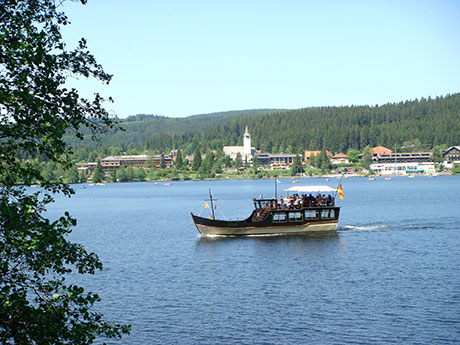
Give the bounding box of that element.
[191,213,338,236]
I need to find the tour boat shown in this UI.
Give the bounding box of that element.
[191,185,341,236]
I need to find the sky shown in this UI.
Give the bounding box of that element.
[61,0,460,118]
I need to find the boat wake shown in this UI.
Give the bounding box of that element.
[340,224,390,231]
[340,221,447,232]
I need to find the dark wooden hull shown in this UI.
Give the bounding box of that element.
[191,206,340,236]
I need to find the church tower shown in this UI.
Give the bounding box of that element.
[243,126,251,158]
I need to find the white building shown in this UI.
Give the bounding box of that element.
[370,152,435,175]
[370,162,435,175]
[331,153,349,164]
[223,126,256,162]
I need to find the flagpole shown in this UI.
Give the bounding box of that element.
[334,174,343,199]
[208,188,215,220]
[274,176,277,200]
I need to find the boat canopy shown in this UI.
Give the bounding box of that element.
[284,185,337,193]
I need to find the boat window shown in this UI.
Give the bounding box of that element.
[273,212,287,222]
[304,210,317,219]
[288,212,303,222]
[321,209,335,219]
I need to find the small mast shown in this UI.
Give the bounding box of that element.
[206,188,216,219]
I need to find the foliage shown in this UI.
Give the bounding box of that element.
[175,149,183,170]
[346,148,360,163]
[252,154,259,171]
[0,0,129,343]
[361,146,374,169]
[291,154,304,176]
[191,147,201,171]
[91,159,104,183]
[134,168,146,181]
[235,152,243,169]
[111,169,117,183]
[79,170,87,183]
[453,164,460,175]
[65,166,80,184]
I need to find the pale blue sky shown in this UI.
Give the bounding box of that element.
[62,0,460,118]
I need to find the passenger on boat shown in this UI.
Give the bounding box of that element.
[316,193,322,206]
[302,194,307,207]
[293,195,299,208]
[307,194,314,207]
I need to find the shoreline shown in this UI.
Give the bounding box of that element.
[75,171,453,185]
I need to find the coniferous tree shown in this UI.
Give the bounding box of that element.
[361,146,374,169]
[253,154,259,170]
[91,159,104,183]
[175,149,183,170]
[192,147,202,171]
[319,150,331,170]
[291,154,304,176]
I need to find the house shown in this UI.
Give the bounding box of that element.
[331,153,349,164]
[443,146,460,168]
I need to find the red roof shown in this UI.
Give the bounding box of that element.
[332,153,349,159]
[372,146,392,155]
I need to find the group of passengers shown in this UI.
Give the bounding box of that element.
[277,193,334,209]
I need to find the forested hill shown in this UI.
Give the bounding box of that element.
[65,109,280,149]
[71,94,460,154]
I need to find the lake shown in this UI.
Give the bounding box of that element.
[48,176,460,344]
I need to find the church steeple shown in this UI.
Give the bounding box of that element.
[243,126,251,157]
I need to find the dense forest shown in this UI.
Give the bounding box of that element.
[68,94,460,157]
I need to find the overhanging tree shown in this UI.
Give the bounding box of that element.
[0,0,130,344]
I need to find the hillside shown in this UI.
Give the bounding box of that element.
[65,109,280,149]
[69,94,460,155]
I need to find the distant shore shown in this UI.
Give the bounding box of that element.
[75,171,454,185]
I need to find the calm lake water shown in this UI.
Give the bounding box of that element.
[48,176,460,344]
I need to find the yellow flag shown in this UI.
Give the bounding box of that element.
[205,202,209,209]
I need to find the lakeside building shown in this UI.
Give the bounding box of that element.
[256,153,297,169]
[100,155,174,169]
[76,162,97,172]
[442,146,460,169]
[223,126,256,162]
[370,152,435,175]
[331,153,349,164]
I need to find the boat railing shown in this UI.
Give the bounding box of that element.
[254,196,336,211]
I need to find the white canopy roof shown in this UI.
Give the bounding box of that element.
[284,185,337,193]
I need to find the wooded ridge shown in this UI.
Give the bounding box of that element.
[68,94,460,155]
